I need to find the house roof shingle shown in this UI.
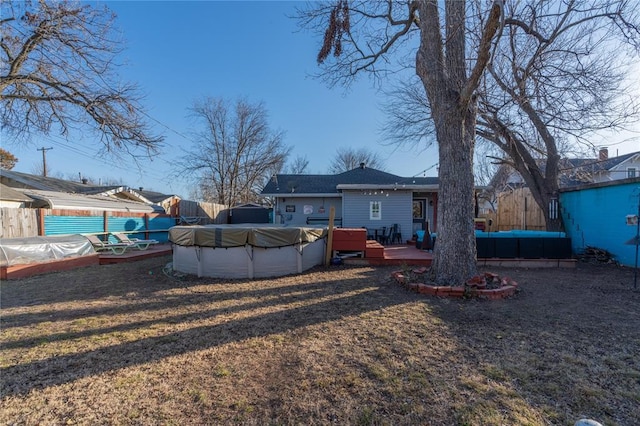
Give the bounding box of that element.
[261,166,439,195]
[0,183,33,202]
[18,189,163,213]
[0,169,178,203]
[0,169,120,194]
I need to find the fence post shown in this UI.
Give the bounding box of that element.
[38,208,45,236]
[103,211,109,238]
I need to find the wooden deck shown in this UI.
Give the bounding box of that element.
[341,242,576,268]
[2,244,172,280]
[1,254,100,280]
[342,244,434,267]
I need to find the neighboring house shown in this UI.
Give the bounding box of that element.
[137,189,181,215]
[0,170,179,239]
[0,169,178,213]
[491,148,640,190]
[588,148,640,183]
[0,183,34,208]
[261,163,441,241]
[484,148,640,231]
[10,189,164,213]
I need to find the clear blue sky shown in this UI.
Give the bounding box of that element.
[4,1,639,198]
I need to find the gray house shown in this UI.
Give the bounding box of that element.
[261,163,440,242]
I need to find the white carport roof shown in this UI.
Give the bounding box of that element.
[18,189,162,213]
[0,184,33,202]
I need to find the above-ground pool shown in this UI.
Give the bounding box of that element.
[168,224,328,278]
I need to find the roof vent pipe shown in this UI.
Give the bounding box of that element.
[360,162,366,169]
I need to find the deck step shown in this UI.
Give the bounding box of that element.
[365,240,385,258]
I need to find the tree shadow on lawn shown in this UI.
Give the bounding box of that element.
[422,264,640,425]
[1,266,362,331]
[0,257,179,309]
[1,264,415,397]
[3,261,638,424]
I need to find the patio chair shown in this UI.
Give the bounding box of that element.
[379,226,393,245]
[362,226,374,241]
[86,235,133,255]
[391,223,402,244]
[112,233,159,251]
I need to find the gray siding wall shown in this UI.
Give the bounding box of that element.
[275,196,342,226]
[342,190,413,242]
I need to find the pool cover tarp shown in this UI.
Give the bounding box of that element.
[168,224,327,248]
[0,234,95,267]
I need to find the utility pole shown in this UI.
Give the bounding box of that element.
[37,147,53,177]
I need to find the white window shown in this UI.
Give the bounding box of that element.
[628,168,637,178]
[370,201,381,220]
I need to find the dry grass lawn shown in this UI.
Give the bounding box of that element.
[1,255,639,425]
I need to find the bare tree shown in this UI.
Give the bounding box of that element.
[0,148,17,170]
[473,142,503,216]
[298,1,503,285]
[286,154,310,174]
[381,78,436,152]
[0,0,163,153]
[30,161,58,178]
[478,0,640,231]
[380,1,640,232]
[180,97,290,206]
[328,146,387,173]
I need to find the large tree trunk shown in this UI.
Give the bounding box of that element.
[429,104,479,284]
[415,0,495,285]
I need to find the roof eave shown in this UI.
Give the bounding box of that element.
[2,172,51,191]
[336,184,440,191]
[610,153,640,170]
[261,192,342,198]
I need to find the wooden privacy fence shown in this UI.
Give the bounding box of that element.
[178,200,228,224]
[494,187,546,231]
[0,208,39,238]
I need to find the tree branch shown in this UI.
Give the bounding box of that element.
[460,0,503,108]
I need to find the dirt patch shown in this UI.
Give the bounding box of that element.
[1,257,638,425]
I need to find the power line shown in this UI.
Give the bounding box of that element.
[42,134,170,183]
[141,110,193,142]
[412,162,438,177]
[22,136,187,194]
